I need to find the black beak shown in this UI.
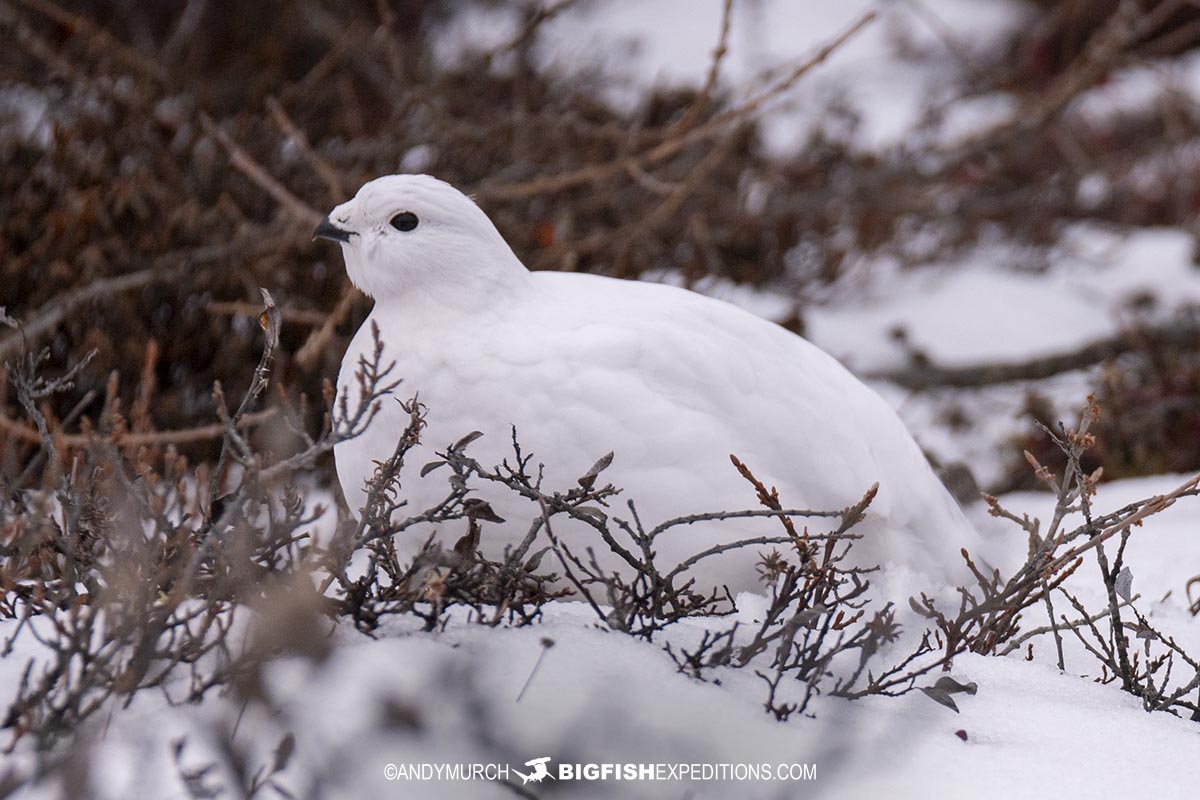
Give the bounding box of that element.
[313,215,352,243]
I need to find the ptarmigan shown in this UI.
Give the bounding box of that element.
[316,174,977,591]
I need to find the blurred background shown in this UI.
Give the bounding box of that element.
[4,0,1200,495]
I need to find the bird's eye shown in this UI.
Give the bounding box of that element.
[390,212,419,232]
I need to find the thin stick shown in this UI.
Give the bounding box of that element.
[0,264,187,362]
[200,113,323,227]
[0,408,278,448]
[295,283,361,370]
[474,10,876,202]
[515,638,554,702]
[265,96,345,199]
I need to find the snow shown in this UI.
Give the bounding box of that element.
[826,651,1200,800]
[1071,48,1200,126]
[540,0,1035,153]
[798,223,1200,485]
[6,473,1199,799]
[0,84,53,148]
[5,471,1198,799]
[804,225,1200,373]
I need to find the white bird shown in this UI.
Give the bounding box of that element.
[317,174,977,591]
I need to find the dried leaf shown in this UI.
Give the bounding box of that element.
[1114,566,1133,602]
[573,506,607,524]
[463,498,505,523]
[258,288,281,346]
[578,451,615,490]
[525,547,549,573]
[921,676,977,713]
[272,732,296,773]
[930,676,977,696]
[793,608,822,629]
[920,687,960,713]
[453,520,481,556]
[451,431,484,451]
[420,460,447,477]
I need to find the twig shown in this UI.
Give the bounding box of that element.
[666,0,734,136]
[207,290,281,514]
[199,113,323,227]
[0,263,190,363]
[871,316,1200,390]
[12,0,169,84]
[0,408,278,448]
[953,0,1184,158]
[1044,473,1200,576]
[473,10,876,202]
[265,96,345,199]
[294,284,361,370]
[207,302,328,327]
[999,593,1139,656]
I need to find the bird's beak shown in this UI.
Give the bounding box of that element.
[313,215,353,243]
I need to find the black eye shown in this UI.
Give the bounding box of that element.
[390,212,419,232]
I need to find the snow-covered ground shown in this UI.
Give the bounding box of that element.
[6,471,1197,798]
[6,2,1200,797]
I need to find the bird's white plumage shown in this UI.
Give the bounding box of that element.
[326,174,977,591]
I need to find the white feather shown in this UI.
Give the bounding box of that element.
[326,175,978,591]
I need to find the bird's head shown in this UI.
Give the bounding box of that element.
[314,174,527,303]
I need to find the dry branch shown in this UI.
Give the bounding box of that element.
[872,317,1200,390]
[0,263,186,363]
[199,114,323,228]
[0,407,278,448]
[473,10,876,202]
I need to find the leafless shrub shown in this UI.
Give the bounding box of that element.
[657,395,1200,722]
[321,410,577,633]
[988,396,1200,718]
[11,0,1200,480]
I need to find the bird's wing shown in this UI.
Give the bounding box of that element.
[525,272,912,517]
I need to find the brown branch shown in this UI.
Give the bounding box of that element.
[265,96,345,200]
[998,593,1139,656]
[665,0,733,137]
[1044,473,1200,577]
[199,113,323,228]
[954,0,1184,158]
[473,10,876,202]
[12,0,169,85]
[871,317,1200,390]
[0,408,278,448]
[294,283,361,370]
[1,262,188,363]
[207,302,329,327]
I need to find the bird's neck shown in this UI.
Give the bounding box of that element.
[372,252,532,317]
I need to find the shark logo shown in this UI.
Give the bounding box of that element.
[513,757,552,785]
